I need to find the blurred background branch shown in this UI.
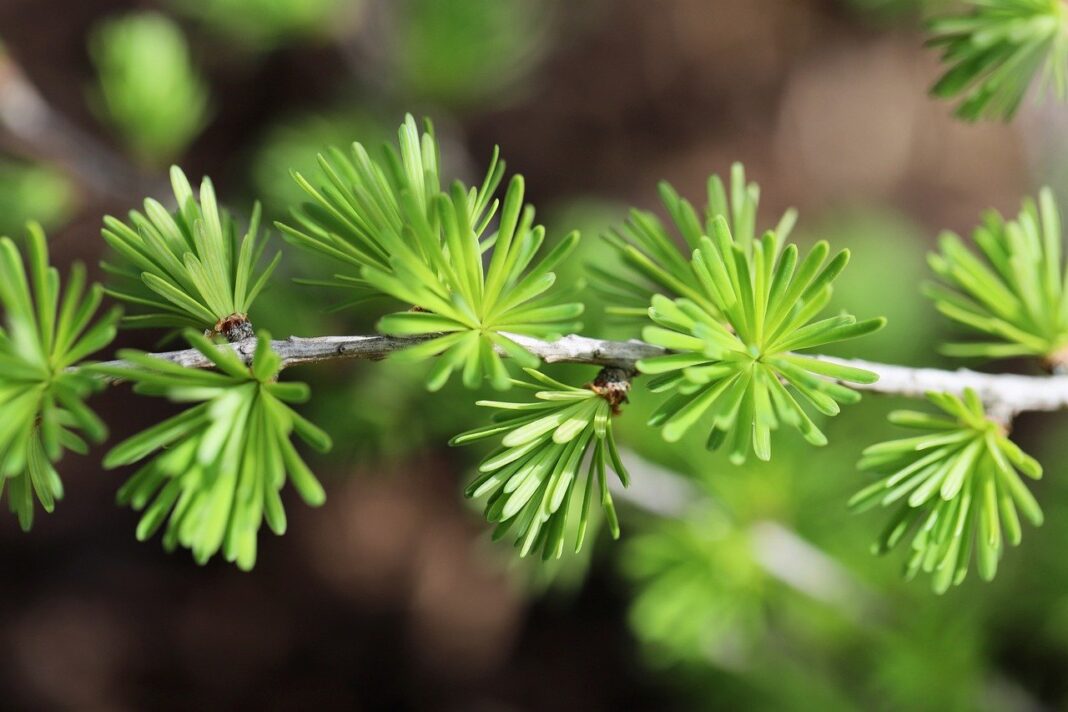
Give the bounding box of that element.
[0,49,148,200]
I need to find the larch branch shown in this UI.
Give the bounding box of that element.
[92,332,1068,418]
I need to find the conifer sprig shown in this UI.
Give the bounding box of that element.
[102,166,279,340]
[637,219,884,462]
[0,224,120,529]
[281,114,583,390]
[95,331,331,569]
[927,187,1068,364]
[593,163,797,323]
[1,83,1056,597]
[450,368,631,559]
[280,114,498,294]
[851,389,1043,593]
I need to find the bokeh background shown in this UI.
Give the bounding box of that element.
[1,0,1066,709]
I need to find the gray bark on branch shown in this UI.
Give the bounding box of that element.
[93,332,1068,419]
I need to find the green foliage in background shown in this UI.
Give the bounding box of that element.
[0,225,119,529]
[252,110,391,220]
[0,162,75,236]
[927,187,1068,362]
[387,0,551,107]
[844,0,925,19]
[96,331,330,569]
[622,505,767,665]
[852,389,1043,592]
[928,0,1068,121]
[172,0,352,49]
[450,368,630,559]
[811,209,935,363]
[89,12,209,164]
[102,167,278,337]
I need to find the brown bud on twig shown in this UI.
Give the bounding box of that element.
[587,367,633,414]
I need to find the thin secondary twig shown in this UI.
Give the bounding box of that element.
[0,52,149,200]
[92,332,1068,419]
[611,448,880,619]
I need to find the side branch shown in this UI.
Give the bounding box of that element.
[94,333,1068,417]
[0,52,155,200]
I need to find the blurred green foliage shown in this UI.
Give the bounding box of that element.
[88,12,210,165]
[928,0,1068,121]
[0,161,74,236]
[622,504,769,666]
[386,0,553,107]
[811,209,935,364]
[252,109,392,220]
[172,0,355,49]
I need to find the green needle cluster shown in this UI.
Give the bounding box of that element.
[594,163,797,323]
[928,0,1068,121]
[0,224,119,529]
[279,114,478,295]
[851,389,1043,593]
[281,114,582,390]
[96,331,331,570]
[102,167,279,340]
[450,368,630,559]
[637,217,883,462]
[927,187,1068,364]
